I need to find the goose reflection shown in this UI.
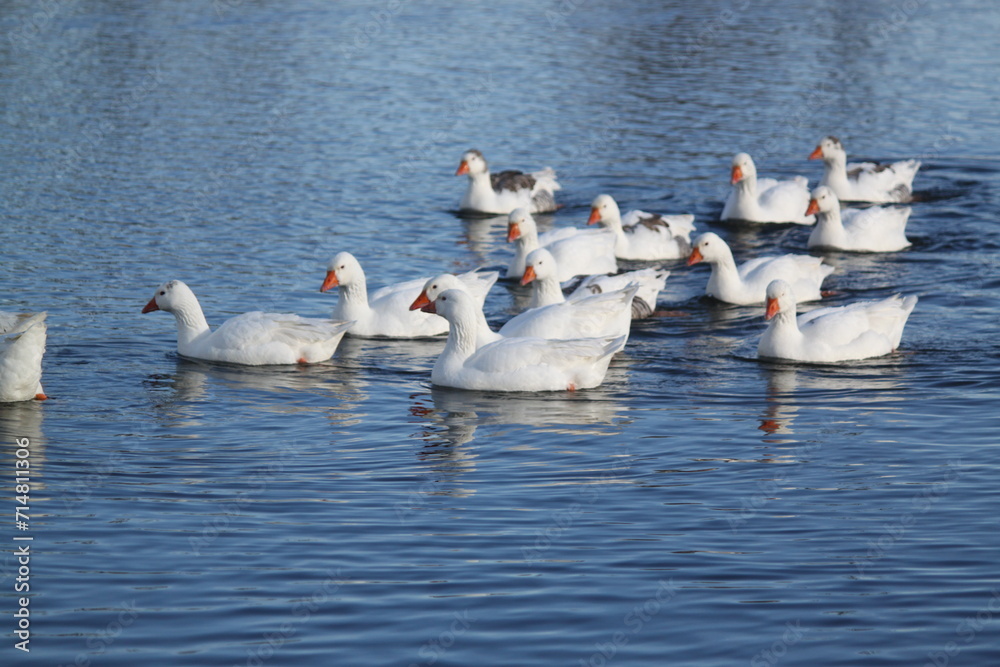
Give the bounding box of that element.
[141,354,369,429]
[0,400,46,489]
[757,359,908,442]
[410,384,627,451]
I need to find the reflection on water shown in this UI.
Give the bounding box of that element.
[410,383,628,448]
[756,359,909,441]
[0,400,46,490]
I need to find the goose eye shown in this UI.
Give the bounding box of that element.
[159,291,165,295]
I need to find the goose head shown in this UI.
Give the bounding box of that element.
[455,149,487,177]
[587,194,620,226]
[142,280,196,314]
[806,185,838,216]
[420,288,474,321]
[730,153,757,185]
[410,273,465,311]
[506,207,536,243]
[687,232,730,266]
[320,251,363,292]
[809,136,845,164]
[764,279,796,320]
[521,247,558,286]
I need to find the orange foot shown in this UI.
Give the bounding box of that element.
[566,383,577,392]
[35,393,48,401]
[297,357,308,365]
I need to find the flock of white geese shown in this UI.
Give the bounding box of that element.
[1,137,920,398]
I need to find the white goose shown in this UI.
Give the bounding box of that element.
[523,247,669,320]
[320,252,497,338]
[410,269,635,343]
[505,207,617,281]
[687,232,833,305]
[809,136,920,203]
[806,186,912,252]
[722,153,814,224]
[0,311,47,402]
[142,281,352,365]
[759,279,917,362]
[419,289,625,392]
[587,194,695,260]
[456,149,561,215]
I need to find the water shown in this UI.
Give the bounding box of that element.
[1,1,999,665]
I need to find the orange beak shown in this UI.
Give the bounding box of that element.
[808,146,823,160]
[141,297,159,313]
[730,165,743,184]
[420,301,437,314]
[455,161,469,176]
[520,266,537,286]
[409,290,431,311]
[587,207,601,225]
[507,223,521,243]
[320,270,339,292]
[687,247,704,266]
[765,297,780,320]
[805,199,820,216]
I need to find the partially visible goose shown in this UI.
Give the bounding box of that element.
[456,149,561,215]
[806,186,912,252]
[687,232,833,305]
[420,289,625,392]
[808,136,920,203]
[505,207,617,281]
[522,247,669,320]
[587,194,695,259]
[410,267,635,343]
[321,252,497,338]
[142,281,352,365]
[759,279,917,362]
[722,153,814,224]
[0,311,47,402]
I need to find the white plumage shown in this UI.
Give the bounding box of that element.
[321,251,497,338]
[142,281,352,365]
[809,136,920,203]
[0,311,47,402]
[420,289,625,392]
[806,186,912,252]
[722,153,815,224]
[758,279,917,362]
[587,194,695,260]
[688,232,833,305]
[505,207,617,281]
[456,149,561,215]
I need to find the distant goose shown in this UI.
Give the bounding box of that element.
[320,252,497,338]
[456,149,560,214]
[0,311,47,402]
[687,232,833,305]
[523,247,669,320]
[806,186,911,252]
[587,194,695,259]
[722,153,814,224]
[419,288,625,392]
[808,136,920,203]
[759,279,917,362]
[142,281,352,365]
[505,207,617,281]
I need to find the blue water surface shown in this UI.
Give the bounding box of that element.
[1,1,999,665]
